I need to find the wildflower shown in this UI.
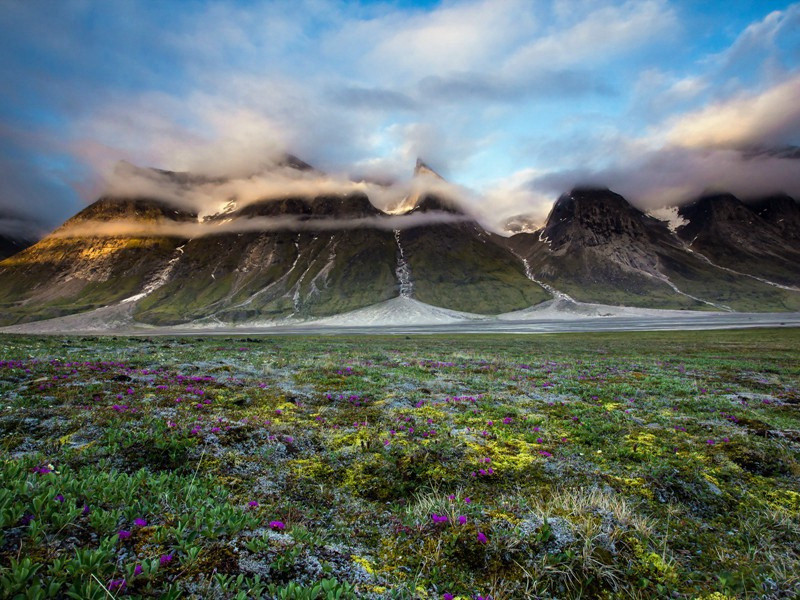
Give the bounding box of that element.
[444,594,455,600]
[706,439,715,445]
[458,515,467,525]
[477,531,488,544]
[248,501,259,508]
[55,494,64,503]
[134,518,147,527]
[82,505,90,516]
[464,497,471,504]
[431,513,448,524]
[133,564,143,576]
[269,520,286,530]
[160,554,173,565]
[108,579,126,592]
[118,530,131,539]
[503,417,513,424]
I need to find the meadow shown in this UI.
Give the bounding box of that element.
[0,329,798,599]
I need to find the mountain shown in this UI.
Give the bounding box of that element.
[2,161,800,329]
[747,194,800,242]
[0,197,194,325]
[0,211,39,259]
[0,235,33,260]
[676,194,800,287]
[396,189,550,313]
[134,192,400,325]
[505,188,800,311]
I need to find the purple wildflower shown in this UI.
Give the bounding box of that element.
[108,579,126,592]
[118,530,131,539]
[477,531,488,544]
[269,520,286,530]
[134,518,147,527]
[458,515,467,525]
[159,554,173,565]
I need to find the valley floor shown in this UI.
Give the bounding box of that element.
[0,330,798,599]
[3,296,800,336]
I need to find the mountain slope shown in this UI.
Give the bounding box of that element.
[506,188,800,311]
[677,194,800,287]
[0,235,33,260]
[0,197,194,325]
[398,193,551,313]
[134,194,399,325]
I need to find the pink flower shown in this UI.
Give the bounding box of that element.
[269,520,286,530]
[431,513,448,524]
[458,515,467,525]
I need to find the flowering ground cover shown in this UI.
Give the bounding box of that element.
[0,329,798,599]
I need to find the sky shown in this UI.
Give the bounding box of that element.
[1,0,799,237]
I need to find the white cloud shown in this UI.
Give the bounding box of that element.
[662,75,800,149]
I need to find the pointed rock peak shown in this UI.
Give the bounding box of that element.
[414,158,444,179]
[410,194,463,214]
[279,153,315,172]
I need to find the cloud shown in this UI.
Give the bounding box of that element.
[52,211,474,239]
[660,75,800,150]
[101,158,487,222]
[501,0,678,74]
[1,0,798,238]
[418,69,615,103]
[328,85,418,111]
[529,147,800,211]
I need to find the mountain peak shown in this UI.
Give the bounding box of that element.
[542,188,653,251]
[414,158,443,179]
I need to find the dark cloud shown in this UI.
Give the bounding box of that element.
[528,146,800,210]
[417,69,615,103]
[329,85,418,111]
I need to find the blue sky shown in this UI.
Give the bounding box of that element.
[0,0,799,235]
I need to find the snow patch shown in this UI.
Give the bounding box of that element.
[647,206,688,233]
[121,245,184,304]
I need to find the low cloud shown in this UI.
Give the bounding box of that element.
[53,211,473,239]
[102,159,487,222]
[528,147,800,212]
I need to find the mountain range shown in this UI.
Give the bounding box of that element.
[1,158,799,328]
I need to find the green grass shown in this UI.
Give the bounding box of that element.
[0,329,798,599]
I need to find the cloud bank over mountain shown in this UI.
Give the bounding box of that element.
[0,0,798,235]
